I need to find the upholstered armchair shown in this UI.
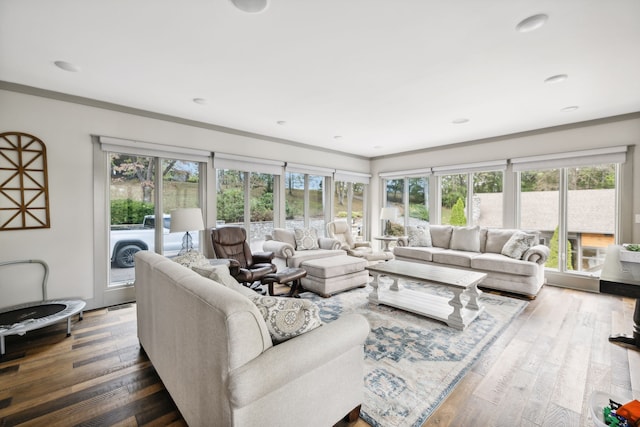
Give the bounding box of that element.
[326,220,394,264]
[211,226,277,286]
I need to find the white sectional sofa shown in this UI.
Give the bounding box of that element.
[135,251,369,427]
[393,225,550,298]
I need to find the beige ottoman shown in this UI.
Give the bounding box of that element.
[300,256,369,297]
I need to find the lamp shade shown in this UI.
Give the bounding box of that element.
[170,208,204,233]
[380,207,397,221]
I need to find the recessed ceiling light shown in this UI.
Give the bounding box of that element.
[516,14,548,33]
[544,74,568,84]
[561,106,579,112]
[333,135,343,140]
[276,120,287,125]
[229,0,268,13]
[54,60,80,72]
[193,98,208,105]
[452,118,470,124]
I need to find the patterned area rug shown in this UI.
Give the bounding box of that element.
[299,281,527,427]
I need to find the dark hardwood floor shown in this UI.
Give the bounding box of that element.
[1,285,638,426]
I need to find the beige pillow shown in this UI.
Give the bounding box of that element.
[450,226,480,252]
[250,295,322,344]
[293,228,319,250]
[429,225,453,248]
[406,225,432,247]
[172,251,209,268]
[501,231,536,259]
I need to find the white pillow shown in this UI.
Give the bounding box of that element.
[406,225,432,247]
[501,231,537,259]
[293,228,319,250]
[449,226,480,252]
[250,295,322,344]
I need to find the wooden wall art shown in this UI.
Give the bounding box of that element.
[0,132,50,230]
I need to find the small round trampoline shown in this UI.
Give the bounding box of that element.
[0,260,85,357]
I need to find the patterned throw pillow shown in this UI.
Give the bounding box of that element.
[172,251,209,268]
[406,225,432,247]
[293,228,319,250]
[250,295,322,343]
[501,231,536,259]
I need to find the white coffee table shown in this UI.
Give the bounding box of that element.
[365,260,487,330]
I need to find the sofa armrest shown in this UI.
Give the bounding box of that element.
[522,244,550,265]
[228,313,370,408]
[252,251,274,263]
[318,237,341,250]
[262,240,295,258]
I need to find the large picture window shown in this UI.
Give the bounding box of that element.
[513,146,626,278]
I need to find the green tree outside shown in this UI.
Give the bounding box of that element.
[547,226,573,270]
[450,197,467,226]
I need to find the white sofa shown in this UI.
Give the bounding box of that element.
[135,251,370,427]
[394,225,550,297]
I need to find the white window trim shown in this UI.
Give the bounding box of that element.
[511,146,627,171]
[213,152,284,175]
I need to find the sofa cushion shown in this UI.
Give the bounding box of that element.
[485,228,518,254]
[172,251,209,268]
[501,231,537,259]
[450,226,480,252]
[471,253,539,276]
[429,225,453,248]
[294,228,320,250]
[393,245,445,262]
[250,295,322,344]
[432,249,479,268]
[192,264,257,298]
[406,225,432,247]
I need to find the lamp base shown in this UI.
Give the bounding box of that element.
[178,231,194,255]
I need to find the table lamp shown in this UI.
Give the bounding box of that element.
[170,208,204,254]
[380,207,397,236]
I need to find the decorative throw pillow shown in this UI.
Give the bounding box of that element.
[172,251,209,268]
[501,231,537,259]
[406,225,432,247]
[293,228,319,250]
[449,226,481,252]
[250,295,322,344]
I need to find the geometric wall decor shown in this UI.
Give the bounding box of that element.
[0,132,50,230]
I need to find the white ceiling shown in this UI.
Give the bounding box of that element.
[1,0,639,158]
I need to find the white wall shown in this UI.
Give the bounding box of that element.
[370,115,640,243]
[0,89,370,308]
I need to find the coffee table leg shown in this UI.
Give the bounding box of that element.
[369,272,380,303]
[447,288,465,330]
[390,277,400,291]
[466,283,483,311]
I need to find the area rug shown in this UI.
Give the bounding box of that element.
[299,281,527,427]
